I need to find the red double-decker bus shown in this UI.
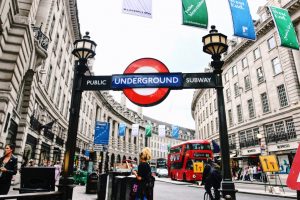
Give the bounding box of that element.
[167,140,213,182]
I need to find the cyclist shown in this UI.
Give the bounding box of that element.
[201,158,222,200]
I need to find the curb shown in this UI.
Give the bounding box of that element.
[156,179,297,199]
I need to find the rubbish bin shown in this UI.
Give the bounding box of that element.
[106,171,131,200]
[97,173,108,200]
[86,172,98,194]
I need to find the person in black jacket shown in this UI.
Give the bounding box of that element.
[132,147,154,200]
[201,158,222,200]
[0,144,18,195]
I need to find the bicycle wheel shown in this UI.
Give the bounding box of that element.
[203,192,211,200]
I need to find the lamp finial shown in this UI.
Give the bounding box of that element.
[83,31,90,40]
[210,25,218,34]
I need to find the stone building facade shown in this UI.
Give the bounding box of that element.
[191,0,300,170]
[0,0,194,172]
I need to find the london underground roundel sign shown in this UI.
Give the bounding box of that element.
[123,58,170,107]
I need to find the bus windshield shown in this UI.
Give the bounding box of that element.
[188,143,211,150]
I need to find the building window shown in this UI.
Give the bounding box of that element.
[261,92,270,113]
[253,48,261,60]
[45,65,52,90]
[232,65,237,76]
[277,84,288,107]
[228,109,233,127]
[244,75,251,90]
[242,57,248,68]
[237,104,243,123]
[247,99,255,118]
[224,72,229,82]
[51,77,57,100]
[226,88,231,101]
[209,103,212,114]
[211,120,214,134]
[214,99,217,111]
[267,36,276,50]
[56,86,62,107]
[265,118,296,143]
[272,57,282,75]
[53,34,59,53]
[234,82,240,97]
[239,128,259,148]
[256,67,265,83]
[49,16,56,39]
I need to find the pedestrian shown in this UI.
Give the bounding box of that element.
[54,161,62,186]
[248,166,254,182]
[132,147,155,200]
[0,144,18,195]
[201,158,222,200]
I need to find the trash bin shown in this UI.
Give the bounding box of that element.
[86,172,98,194]
[106,171,131,200]
[97,173,108,200]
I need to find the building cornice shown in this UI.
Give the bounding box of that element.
[66,0,81,40]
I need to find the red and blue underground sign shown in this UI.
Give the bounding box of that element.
[81,58,217,107]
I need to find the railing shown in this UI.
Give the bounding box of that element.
[267,131,296,143]
[44,129,54,141]
[0,191,63,200]
[240,139,259,148]
[56,137,64,146]
[229,143,236,150]
[31,25,49,51]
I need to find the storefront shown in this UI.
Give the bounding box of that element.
[240,146,261,166]
[267,141,298,174]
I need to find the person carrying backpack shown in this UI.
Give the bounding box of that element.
[201,158,222,200]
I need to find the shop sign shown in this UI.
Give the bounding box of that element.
[268,141,298,152]
[241,147,260,155]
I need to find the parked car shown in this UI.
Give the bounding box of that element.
[156,168,168,178]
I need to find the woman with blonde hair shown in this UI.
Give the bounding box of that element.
[132,147,154,200]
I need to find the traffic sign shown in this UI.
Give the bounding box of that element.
[259,155,280,172]
[122,58,171,106]
[287,144,300,190]
[193,162,204,173]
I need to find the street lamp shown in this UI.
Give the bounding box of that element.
[202,25,236,200]
[59,32,96,200]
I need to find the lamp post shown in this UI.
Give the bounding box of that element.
[202,25,236,200]
[59,32,96,200]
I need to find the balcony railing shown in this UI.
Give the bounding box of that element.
[229,143,236,150]
[240,139,259,148]
[56,137,64,146]
[267,131,296,143]
[44,129,54,141]
[32,25,49,51]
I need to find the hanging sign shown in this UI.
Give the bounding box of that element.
[172,125,179,139]
[131,124,139,137]
[94,121,110,145]
[158,125,166,138]
[119,123,126,136]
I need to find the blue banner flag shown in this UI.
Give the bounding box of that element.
[119,123,126,136]
[172,126,179,139]
[94,121,110,145]
[84,150,90,157]
[228,0,256,40]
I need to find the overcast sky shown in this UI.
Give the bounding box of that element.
[77,0,267,129]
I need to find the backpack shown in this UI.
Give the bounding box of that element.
[210,165,222,182]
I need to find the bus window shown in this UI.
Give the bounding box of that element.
[171,162,183,169]
[191,144,211,150]
[186,159,193,170]
[170,146,182,153]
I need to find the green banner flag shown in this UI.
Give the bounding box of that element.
[145,124,152,137]
[182,0,208,28]
[269,6,299,50]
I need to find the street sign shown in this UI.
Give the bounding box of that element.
[111,73,182,89]
[287,144,300,190]
[122,58,171,106]
[259,155,280,172]
[193,162,204,173]
[182,73,216,88]
[81,76,111,90]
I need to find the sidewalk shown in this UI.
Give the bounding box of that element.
[155,177,297,199]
